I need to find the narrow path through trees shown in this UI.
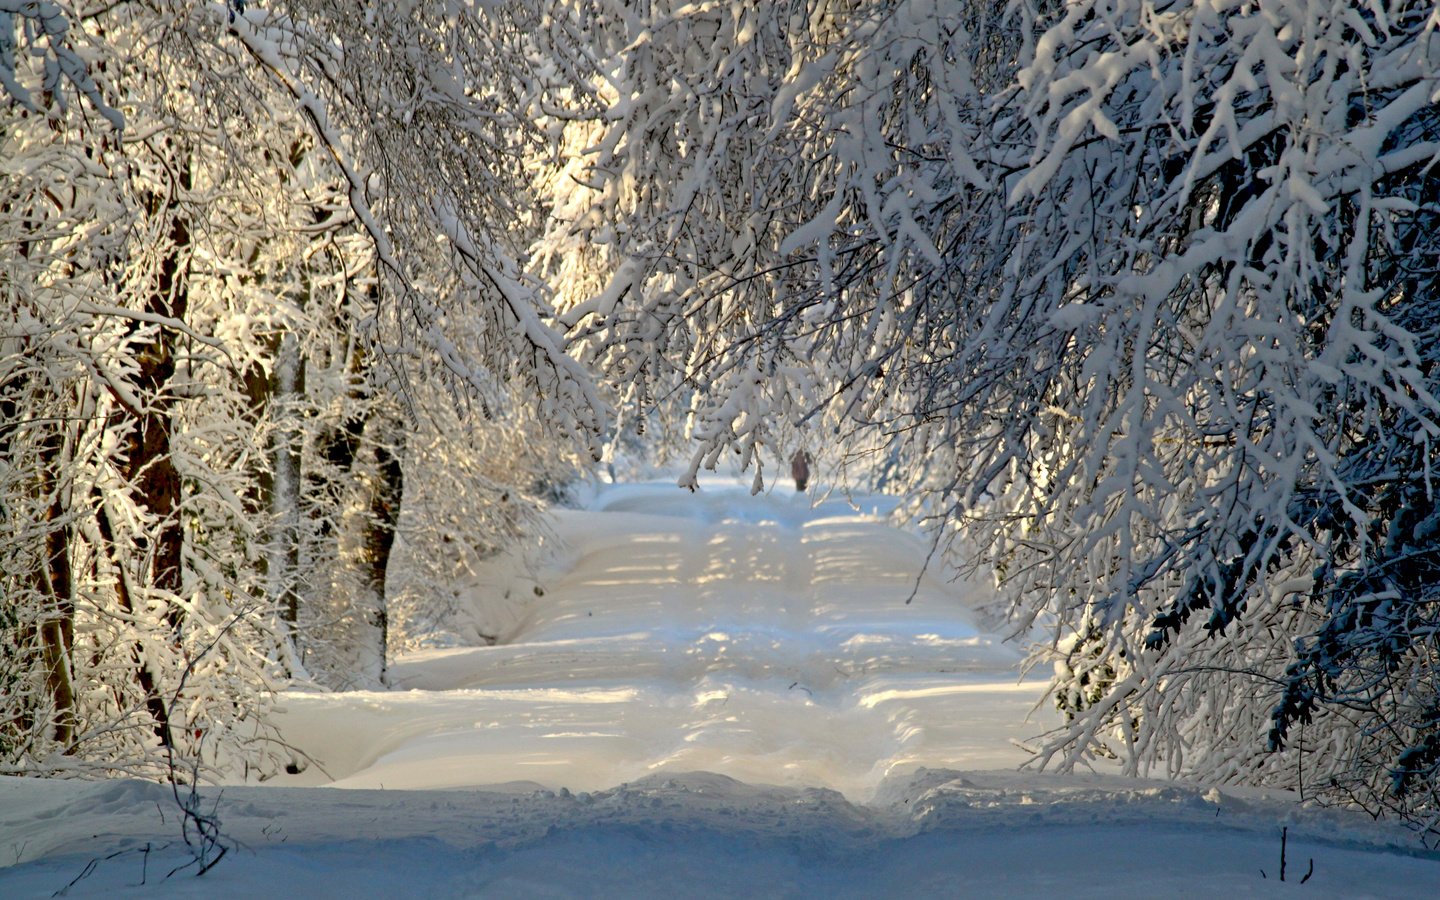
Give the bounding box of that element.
[270,481,1048,799]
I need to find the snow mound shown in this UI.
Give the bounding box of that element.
[2,770,1438,897]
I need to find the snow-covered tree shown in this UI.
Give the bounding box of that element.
[226,0,605,449]
[537,0,1440,832]
[0,0,599,778]
[974,0,1440,834]
[10,0,1438,837]
[0,1,290,776]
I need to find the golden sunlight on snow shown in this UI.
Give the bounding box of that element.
[267,480,1053,801]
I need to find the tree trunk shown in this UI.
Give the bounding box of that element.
[122,166,192,632]
[101,154,193,748]
[242,339,305,677]
[94,499,173,749]
[267,137,322,632]
[0,358,78,751]
[358,416,404,687]
[266,333,305,629]
[0,191,76,750]
[36,424,76,749]
[242,141,330,660]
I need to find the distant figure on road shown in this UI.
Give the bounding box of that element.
[790,449,812,492]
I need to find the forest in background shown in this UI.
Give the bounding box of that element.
[2,0,1439,839]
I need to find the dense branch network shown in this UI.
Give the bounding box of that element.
[533,0,1440,834]
[3,0,1440,840]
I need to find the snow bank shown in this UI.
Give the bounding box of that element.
[2,769,1437,897]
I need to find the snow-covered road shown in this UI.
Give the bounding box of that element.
[4,479,1440,897]
[272,481,1047,798]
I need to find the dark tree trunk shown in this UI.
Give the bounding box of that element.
[359,417,404,686]
[0,354,77,750]
[94,500,173,749]
[241,362,276,562]
[271,337,304,628]
[100,154,194,748]
[0,195,76,749]
[121,166,192,631]
[36,425,76,749]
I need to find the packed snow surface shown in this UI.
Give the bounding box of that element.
[275,479,1040,797]
[2,478,1438,897]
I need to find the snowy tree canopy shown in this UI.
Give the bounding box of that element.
[4,0,1440,837]
[533,0,1440,831]
[0,0,588,780]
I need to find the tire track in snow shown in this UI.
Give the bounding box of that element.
[271,480,1051,799]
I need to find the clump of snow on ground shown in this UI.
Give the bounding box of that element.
[2,478,1437,897]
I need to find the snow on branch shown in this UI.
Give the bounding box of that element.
[0,0,123,128]
[225,3,605,451]
[536,0,1440,829]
